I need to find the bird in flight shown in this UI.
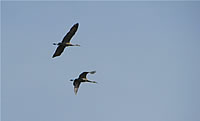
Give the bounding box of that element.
[52,23,80,58]
[70,71,97,95]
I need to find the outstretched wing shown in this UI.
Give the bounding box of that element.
[52,45,65,58]
[73,80,81,95]
[79,71,96,79]
[79,72,89,79]
[62,23,79,43]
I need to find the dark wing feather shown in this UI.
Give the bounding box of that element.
[73,79,81,95]
[52,45,65,58]
[62,23,79,43]
[79,72,89,79]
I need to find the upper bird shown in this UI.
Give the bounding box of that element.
[52,23,80,58]
[70,71,97,95]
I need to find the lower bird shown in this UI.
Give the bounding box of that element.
[70,71,97,95]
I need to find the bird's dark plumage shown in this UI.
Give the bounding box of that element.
[79,71,96,79]
[71,71,97,95]
[73,79,81,94]
[62,23,79,43]
[52,45,65,58]
[52,23,79,58]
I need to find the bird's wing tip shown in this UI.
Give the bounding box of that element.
[52,54,59,58]
[90,71,96,74]
[74,87,78,95]
[74,23,79,26]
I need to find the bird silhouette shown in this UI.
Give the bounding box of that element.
[52,23,80,58]
[70,71,97,95]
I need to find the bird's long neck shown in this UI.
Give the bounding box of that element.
[53,42,80,46]
[53,42,62,45]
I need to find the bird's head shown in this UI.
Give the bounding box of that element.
[70,79,74,82]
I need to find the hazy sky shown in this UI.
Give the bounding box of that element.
[2,1,200,121]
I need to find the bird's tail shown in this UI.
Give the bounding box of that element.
[89,71,96,74]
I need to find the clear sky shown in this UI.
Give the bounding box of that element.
[1,1,200,121]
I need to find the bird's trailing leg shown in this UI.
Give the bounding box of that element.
[71,44,80,46]
[81,78,97,83]
[86,80,97,84]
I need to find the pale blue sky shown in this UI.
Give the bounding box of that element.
[1,1,200,121]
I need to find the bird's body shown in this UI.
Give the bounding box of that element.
[52,23,80,58]
[70,71,97,95]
